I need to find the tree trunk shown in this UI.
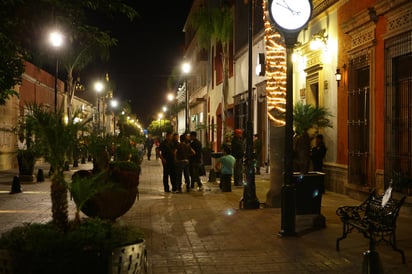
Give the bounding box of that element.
[265,125,284,207]
[66,68,74,122]
[51,171,69,232]
[263,0,286,208]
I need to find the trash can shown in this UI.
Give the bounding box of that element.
[294,172,325,215]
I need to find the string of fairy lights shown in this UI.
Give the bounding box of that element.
[263,0,287,127]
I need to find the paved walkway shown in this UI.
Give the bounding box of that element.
[1,158,411,273]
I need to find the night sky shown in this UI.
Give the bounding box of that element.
[86,1,193,127]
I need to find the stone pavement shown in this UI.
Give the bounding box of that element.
[1,159,412,273]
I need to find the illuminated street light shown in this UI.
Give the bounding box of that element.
[49,30,64,113]
[110,99,118,135]
[182,62,191,132]
[167,93,175,102]
[94,81,104,131]
[167,93,176,131]
[158,112,164,134]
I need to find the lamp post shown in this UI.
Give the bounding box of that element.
[182,62,191,132]
[94,81,104,132]
[158,112,163,136]
[49,30,63,113]
[167,93,176,131]
[110,99,118,136]
[242,0,260,210]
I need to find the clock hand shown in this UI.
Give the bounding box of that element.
[276,0,301,16]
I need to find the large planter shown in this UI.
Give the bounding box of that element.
[73,166,140,220]
[16,150,35,182]
[294,171,325,215]
[0,240,147,274]
[294,171,326,228]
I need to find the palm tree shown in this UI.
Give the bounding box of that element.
[263,0,287,208]
[63,27,118,122]
[191,2,233,143]
[293,102,333,174]
[28,104,89,231]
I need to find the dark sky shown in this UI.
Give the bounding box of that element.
[87,1,193,127]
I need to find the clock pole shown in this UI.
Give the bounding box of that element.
[279,32,299,236]
[267,0,313,236]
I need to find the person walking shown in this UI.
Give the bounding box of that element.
[253,134,262,175]
[231,129,244,186]
[175,134,194,192]
[145,134,154,160]
[159,132,177,192]
[218,146,236,192]
[189,131,203,190]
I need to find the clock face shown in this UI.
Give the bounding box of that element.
[269,0,312,32]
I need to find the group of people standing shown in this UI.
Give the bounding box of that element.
[148,131,203,193]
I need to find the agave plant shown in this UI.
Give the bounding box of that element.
[293,102,333,174]
[27,104,90,231]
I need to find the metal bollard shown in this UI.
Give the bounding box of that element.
[37,169,45,182]
[10,176,22,194]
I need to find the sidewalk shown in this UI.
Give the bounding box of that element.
[1,159,411,273]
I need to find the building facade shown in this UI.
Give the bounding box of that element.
[0,61,95,170]
[182,0,412,202]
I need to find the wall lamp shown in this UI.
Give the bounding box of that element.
[335,68,342,87]
[310,29,328,51]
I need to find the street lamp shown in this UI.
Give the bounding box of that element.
[94,81,104,132]
[167,93,176,131]
[182,62,191,132]
[167,93,174,102]
[242,0,260,210]
[49,30,64,113]
[158,112,163,135]
[110,99,118,136]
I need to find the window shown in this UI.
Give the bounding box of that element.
[385,31,412,191]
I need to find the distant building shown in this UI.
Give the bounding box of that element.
[0,61,95,170]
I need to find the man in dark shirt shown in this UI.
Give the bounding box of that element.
[175,134,194,192]
[159,132,177,192]
[189,131,203,190]
[232,129,244,186]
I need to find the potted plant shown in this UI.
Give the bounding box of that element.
[71,134,142,220]
[0,104,147,273]
[15,116,40,182]
[293,102,333,174]
[292,102,333,217]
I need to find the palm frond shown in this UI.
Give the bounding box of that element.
[293,102,333,135]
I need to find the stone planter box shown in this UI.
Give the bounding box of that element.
[0,240,147,274]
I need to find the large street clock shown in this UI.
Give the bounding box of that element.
[269,0,312,33]
[268,0,313,237]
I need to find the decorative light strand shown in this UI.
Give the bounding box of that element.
[263,0,287,127]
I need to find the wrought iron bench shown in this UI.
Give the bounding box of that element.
[336,189,406,263]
